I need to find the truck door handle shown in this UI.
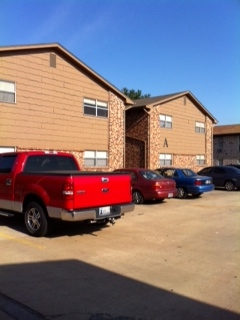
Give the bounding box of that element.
[6,179,12,186]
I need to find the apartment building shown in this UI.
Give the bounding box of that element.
[213,124,240,165]
[125,92,217,172]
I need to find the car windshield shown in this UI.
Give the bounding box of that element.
[182,169,196,177]
[140,170,163,180]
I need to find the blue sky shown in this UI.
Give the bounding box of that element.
[1,0,239,125]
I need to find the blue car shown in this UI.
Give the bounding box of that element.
[155,167,214,199]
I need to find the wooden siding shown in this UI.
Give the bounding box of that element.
[0,51,109,150]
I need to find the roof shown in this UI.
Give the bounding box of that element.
[213,124,240,135]
[127,91,218,124]
[0,43,134,106]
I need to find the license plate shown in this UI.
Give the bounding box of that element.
[205,180,211,184]
[168,193,173,198]
[99,206,111,216]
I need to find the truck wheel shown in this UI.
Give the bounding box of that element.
[24,202,48,237]
[132,191,144,204]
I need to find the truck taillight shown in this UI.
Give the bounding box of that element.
[62,182,74,199]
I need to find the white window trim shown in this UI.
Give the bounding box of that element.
[0,80,16,104]
[83,98,108,118]
[84,150,108,167]
[195,121,205,133]
[196,155,205,165]
[160,114,172,129]
[159,154,172,166]
[0,147,16,154]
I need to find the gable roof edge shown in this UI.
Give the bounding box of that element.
[0,42,134,106]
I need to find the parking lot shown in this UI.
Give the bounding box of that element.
[0,189,239,320]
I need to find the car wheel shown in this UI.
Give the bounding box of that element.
[224,180,235,191]
[24,201,48,237]
[132,191,144,204]
[177,187,187,199]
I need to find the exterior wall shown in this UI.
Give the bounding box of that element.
[149,96,212,171]
[213,134,240,165]
[0,50,126,171]
[108,92,126,170]
[125,96,213,171]
[125,108,148,168]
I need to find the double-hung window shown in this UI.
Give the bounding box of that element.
[0,80,16,103]
[84,98,108,118]
[84,151,108,167]
[196,155,205,165]
[195,121,205,133]
[159,154,172,166]
[160,114,172,128]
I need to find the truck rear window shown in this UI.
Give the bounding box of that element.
[24,155,79,172]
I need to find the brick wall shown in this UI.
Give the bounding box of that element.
[213,135,240,165]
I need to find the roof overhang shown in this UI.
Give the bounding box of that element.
[0,43,134,106]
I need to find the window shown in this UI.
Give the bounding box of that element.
[84,151,108,167]
[160,114,172,128]
[84,98,108,118]
[0,154,17,173]
[159,154,172,166]
[213,167,226,174]
[24,155,79,172]
[217,136,223,152]
[0,80,16,103]
[196,155,205,165]
[195,121,205,133]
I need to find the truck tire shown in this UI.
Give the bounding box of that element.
[24,201,48,237]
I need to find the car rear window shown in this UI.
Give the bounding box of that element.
[182,169,196,177]
[140,170,163,180]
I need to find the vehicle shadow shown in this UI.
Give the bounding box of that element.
[0,259,239,320]
[0,214,113,238]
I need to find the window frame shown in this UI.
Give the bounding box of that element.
[0,80,16,104]
[84,150,108,167]
[196,155,205,166]
[160,114,172,129]
[195,121,205,133]
[159,154,172,166]
[83,98,108,118]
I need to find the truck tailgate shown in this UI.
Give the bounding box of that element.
[73,173,132,209]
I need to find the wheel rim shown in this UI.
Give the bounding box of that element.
[133,192,142,204]
[225,181,234,191]
[178,188,186,199]
[27,208,41,231]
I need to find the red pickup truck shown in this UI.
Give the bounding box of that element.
[0,151,134,237]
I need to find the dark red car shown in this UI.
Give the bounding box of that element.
[114,168,178,204]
